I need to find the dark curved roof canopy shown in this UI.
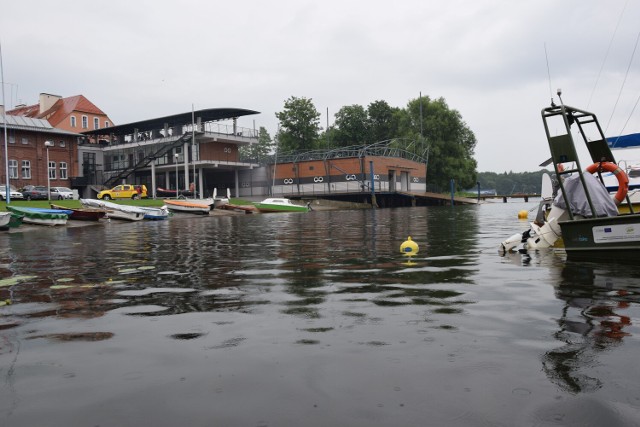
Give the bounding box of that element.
[82,107,259,136]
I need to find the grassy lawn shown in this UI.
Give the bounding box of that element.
[0,197,253,212]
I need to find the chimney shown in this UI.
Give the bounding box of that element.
[0,105,4,115]
[39,93,62,114]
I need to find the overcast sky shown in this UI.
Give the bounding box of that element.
[2,0,640,172]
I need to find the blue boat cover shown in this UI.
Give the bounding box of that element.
[607,133,640,149]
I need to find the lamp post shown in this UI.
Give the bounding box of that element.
[44,140,54,201]
[174,152,179,199]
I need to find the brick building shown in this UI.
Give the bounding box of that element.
[0,114,81,189]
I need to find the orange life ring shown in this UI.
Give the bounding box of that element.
[586,162,629,205]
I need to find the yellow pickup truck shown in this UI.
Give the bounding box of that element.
[97,184,148,200]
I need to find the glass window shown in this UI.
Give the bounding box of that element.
[71,116,77,127]
[82,115,88,129]
[59,162,68,179]
[21,137,28,145]
[21,160,31,179]
[59,140,66,147]
[9,159,18,179]
[105,121,110,127]
[49,161,56,179]
[94,117,99,130]
[8,136,15,144]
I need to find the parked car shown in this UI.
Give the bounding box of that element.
[97,184,148,200]
[50,186,74,200]
[21,185,49,200]
[0,184,24,201]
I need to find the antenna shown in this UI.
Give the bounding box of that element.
[544,43,555,106]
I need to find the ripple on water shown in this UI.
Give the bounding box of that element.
[117,288,197,297]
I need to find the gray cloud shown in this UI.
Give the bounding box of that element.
[2,0,639,172]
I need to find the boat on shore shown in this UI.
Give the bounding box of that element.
[6,205,72,226]
[80,199,145,221]
[140,205,170,220]
[253,198,310,213]
[213,188,230,209]
[50,203,107,221]
[0,212,12,229]
[501,95,640,261]
[5,212,23,229]
[164,199,214,214]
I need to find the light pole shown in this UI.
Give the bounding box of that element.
[44,140,54,201]
[174,152,179,199]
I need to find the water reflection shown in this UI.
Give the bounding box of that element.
[543,261,640,393]
[3,203,640,425]
[0,207,481,326]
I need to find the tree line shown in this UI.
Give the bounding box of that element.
[242,95,509,191]
[476,170,548,195]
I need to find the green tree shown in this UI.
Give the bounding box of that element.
[367,100,399,142]
[239,127,273,162]
[275,96,321,152]
[401,96,478,190]
[333,104,370,147]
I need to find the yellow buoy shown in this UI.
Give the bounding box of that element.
[518,210,528,219]
[400,236,419,263]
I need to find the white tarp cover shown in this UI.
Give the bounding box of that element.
[553,173,619,217]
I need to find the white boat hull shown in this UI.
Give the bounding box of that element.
[80,199,145,221]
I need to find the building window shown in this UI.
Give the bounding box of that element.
[21,160,31,179]
[71,116,77,127]
[82,115,88,129]
[49,161,56,180]
[105,121,110,127]
[94,117,99,130]
[21,137,28,145]
[59,140,66,147]
[9,136,15,144]
[9,160,18,179]
[59,162,68,179]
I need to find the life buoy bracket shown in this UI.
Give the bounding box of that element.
[586,162,629,205]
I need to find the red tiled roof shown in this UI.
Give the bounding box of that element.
[8,104,40,116]
[7,95,108,127]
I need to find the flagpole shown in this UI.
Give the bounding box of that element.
[1,41,10,203]
[191,104,196,198]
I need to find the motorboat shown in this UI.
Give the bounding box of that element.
[5,206,72,226]
[80,199,145,221]
[164,199,214,214]
[500,94,640,261]
[253,198,310,213]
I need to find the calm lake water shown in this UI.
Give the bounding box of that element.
[1,202,640,426]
